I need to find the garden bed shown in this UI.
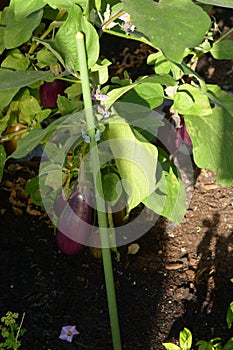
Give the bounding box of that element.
[0,5,233,350]
[0,161,233,350]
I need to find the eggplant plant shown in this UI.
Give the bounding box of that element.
[0,0,233,348]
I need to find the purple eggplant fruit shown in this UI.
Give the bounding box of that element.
[54,190,67,217]
[40,79,67,109]
[56,190,94,255]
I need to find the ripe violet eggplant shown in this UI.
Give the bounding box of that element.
[54,190,67,217]
[56,189,94,255]
[40,79,67,109]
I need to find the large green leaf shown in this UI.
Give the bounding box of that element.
[48,0,77,8]
[143,151,186,224]
[0,88,20,110]
[104,117,158,212]
[1,49,30,70]
[123,0,211,63]
[0,27,5,54]
[3,9,43,49]
[174,84,212,116]
[103,83,138,110]
[104,74,174,110]
[207,84,233,115]
[185,105,233,186]
[196,0,233,8]
[121,83,164,109]
[0,70,53,91]
[9,0,45,17]
[54,5,99,71]
[211,40,233,60]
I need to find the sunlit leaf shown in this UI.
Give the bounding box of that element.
[185,106,233,186]
[179,328,192,350]
[143,150,186,224]
[211,40,233,60]
[121,83,163,109]
[55,5,99,71]
[196,0,233,8]
[174,84,212,116]
[9,0,45,17]
[123,0,211,63]
[104,117,158,211]
[4,9,43,49]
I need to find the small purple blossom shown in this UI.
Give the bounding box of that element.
[118,13,131,22]
[59,325,79,343]
[91,93,109,101]
[118,12,136,32]
[176,117,192,148]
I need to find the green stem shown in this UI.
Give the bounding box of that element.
[214,27,233,44]
[76,32,122,350]
[15,312,25,348]
[29,8,66,55]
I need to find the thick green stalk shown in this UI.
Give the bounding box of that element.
[76,32,122,350]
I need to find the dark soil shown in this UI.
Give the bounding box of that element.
[0,6,233,350]
[0,162,233,350]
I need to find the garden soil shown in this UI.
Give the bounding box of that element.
[0,6,233,350]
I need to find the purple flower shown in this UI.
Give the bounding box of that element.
[91,93,109,101]
[118,12,136,32]
[176,117,192,148]
[59,325,79,343]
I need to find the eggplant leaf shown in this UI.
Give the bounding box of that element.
[54,5,99,71]
[8,0,45,17]
[1,49,30,70]
[196,0,233,8]
[121,83,164,109]
[104,117,158,212]
[143,152,186,224]
[3,8,43,49]
[48,0,77,9]
[185,104,233,186]
[102,172,123,205]
[174,84,212,116]
[211,40,233,60]
[0,70,53,91]
[0,88,20,110]
[123,0,211,63]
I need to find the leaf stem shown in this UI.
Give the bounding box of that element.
[214,27,233,44]
[28,8,66,55]
[76,32,122,350]
[14,312,25,348]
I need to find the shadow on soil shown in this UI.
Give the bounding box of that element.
[168,212,233,346]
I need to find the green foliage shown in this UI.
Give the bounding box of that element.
[123,0,211,63]
[196,0,233,8]
[163,328,192,350]
[0,311,26,350]
[0,0,233,225]
[104,116,158,212]
[163,285,233,350]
